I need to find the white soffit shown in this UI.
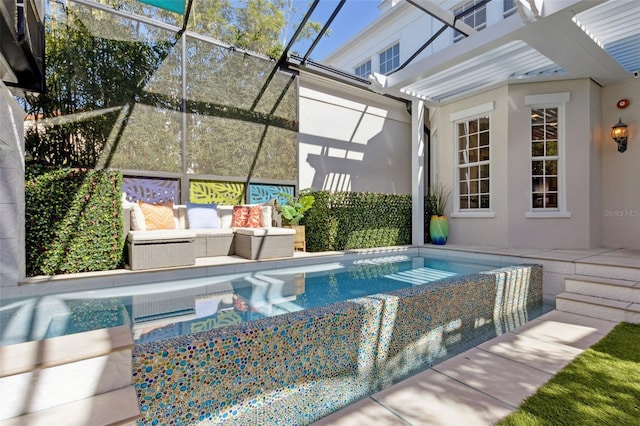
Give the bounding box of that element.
[572,0,640,74]
[399,40,563,102]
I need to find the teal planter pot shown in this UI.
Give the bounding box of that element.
[429,215,448,245]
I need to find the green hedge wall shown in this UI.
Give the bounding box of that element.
[25,166,124,276]
[305,191,413,252]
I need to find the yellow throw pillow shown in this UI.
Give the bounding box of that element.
[138,201,176,230]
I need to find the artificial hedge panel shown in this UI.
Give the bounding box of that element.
[305,191,412,252]
[25,166,124,276]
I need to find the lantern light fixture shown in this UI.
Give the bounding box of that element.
[611,118,628,153]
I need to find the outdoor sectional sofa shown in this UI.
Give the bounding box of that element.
[122,201,295,270]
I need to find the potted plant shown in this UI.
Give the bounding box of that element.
[428,183,451,245]
[277,188,315,251]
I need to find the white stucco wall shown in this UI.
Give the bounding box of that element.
[601,79,640,250]
[298,72,412,194]
[506,79,602,249]
[0,83,26,288]
[431,85,510,247]
[430,78,613,249]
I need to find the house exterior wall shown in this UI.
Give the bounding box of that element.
[0,82,26,287]
[298,72,412,194]
[430,85,510,247]
[506,79,601,249]
[323,0,514,76]
[431,78,610,249]
[601,79,640,250]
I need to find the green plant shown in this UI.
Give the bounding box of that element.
[428,183,452,216]
[277,188,315,226]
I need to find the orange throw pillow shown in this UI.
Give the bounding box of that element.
[138,201,176,230]
[232,205,262,228]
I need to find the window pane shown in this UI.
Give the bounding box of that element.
[531,125,544,140]
[532,177,543,191]
[470,180,478,193]
[459,168,469,181]
[470,166,479,179]
[460,197,469,209]
[480,195,489,208]
[460,181,469,195]
[546,193,558,208]
[458,122,468,136]
[532,141,544,156]
[547,177,558,191]
[469,149,478,162]
[469,134,478,148]
[479,116,489,131]
[479,147,489,161]
[531,109,544,125]
[480,164,490,178]
[545,160,557,175]
[532,193,543,208]
[480,179,489,193]
[546,140,558,156]
[469,196,479,208]
[469,120,478,133]
[532,161,543,175]
[479,131,489,147]
[546,125,557,139]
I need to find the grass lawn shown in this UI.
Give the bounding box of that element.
[497,322,640,426]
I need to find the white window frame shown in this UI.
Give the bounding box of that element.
[379,43,399,75]
[450,102,495,218]
[354,60,372,79]
[525,92,572,218]
[503,0,517,18]
[453,0,487,42]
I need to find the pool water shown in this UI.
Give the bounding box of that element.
[132,255,505,343]
[0,255,505,346]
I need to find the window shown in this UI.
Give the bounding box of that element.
[379,43,399,74]
[457,115,490,211]
[525,92,570,218]
[354,60,371,78]
[530,107,559,210]
[503,0,517,18]
[453,0,487,42]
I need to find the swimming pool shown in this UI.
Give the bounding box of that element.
[127,254,543,425]
[0,252,544,424]
[131,255,504,345]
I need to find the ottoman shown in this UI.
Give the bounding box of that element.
[127,230,196,270]
[234,227,295,260]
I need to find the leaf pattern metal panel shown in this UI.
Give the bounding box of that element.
[189,180,244,204]
[122,177,179,203]
[248,184,294,205]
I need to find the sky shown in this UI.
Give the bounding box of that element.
[282,0,382,60]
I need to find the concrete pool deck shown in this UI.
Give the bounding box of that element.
[312,309,618,426]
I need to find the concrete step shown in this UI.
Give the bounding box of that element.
[0,325,139,422]
[0,385,140,426]
[564,275,640,304]
[556,292,640,323]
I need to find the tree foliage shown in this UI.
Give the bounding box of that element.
[22,0,318,173]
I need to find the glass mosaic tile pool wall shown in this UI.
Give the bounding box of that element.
[132,264,542,424]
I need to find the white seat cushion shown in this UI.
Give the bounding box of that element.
[128,230,196,243]
[234,227,295,237]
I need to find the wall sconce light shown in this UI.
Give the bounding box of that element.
[611,118,628,153]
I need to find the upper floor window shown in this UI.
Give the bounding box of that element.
[379,43,399,75]
[503,0,517,18]
[355,60,372,78]
[453,0,487,42]
[525,92,571,218]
